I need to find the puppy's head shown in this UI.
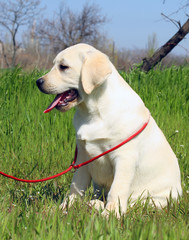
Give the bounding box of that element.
[36,43,112,113]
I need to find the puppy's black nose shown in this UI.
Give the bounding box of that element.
[36,78,44,88]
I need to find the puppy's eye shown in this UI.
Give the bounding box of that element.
[59,65,69,71]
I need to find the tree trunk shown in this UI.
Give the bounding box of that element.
[141,18,189,72]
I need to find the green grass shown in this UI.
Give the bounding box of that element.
[0,66,188,239]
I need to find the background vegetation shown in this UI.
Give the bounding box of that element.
[0,0,188,71]
[0,66,188,239]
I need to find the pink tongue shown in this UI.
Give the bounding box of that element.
[44,94,62,113]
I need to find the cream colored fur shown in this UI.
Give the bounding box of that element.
[38,43,182,217]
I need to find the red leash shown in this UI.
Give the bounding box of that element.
[0,118,150,183]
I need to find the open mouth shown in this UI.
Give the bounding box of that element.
[44,89,78,113]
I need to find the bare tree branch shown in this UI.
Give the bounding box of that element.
[141,18,189,72]
[161,13,181,29]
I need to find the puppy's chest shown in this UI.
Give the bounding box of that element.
[84,141,114,189]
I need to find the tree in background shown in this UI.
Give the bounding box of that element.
[36,3,107,54]
[0,0,41,68]
[141,1,189,72]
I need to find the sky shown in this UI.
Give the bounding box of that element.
[40,0,189,56]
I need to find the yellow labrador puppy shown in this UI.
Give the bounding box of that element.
[36,43,182,217]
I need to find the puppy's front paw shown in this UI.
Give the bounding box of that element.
[101,202,120,218]
[59,194,77,214]
[87,199,105,211]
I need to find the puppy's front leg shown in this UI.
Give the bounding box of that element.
[102,152,136,218]
[60,149,91,211]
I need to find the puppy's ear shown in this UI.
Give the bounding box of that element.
[81,51,112,94]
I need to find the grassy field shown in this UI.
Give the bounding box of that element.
[0,66,188,239]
